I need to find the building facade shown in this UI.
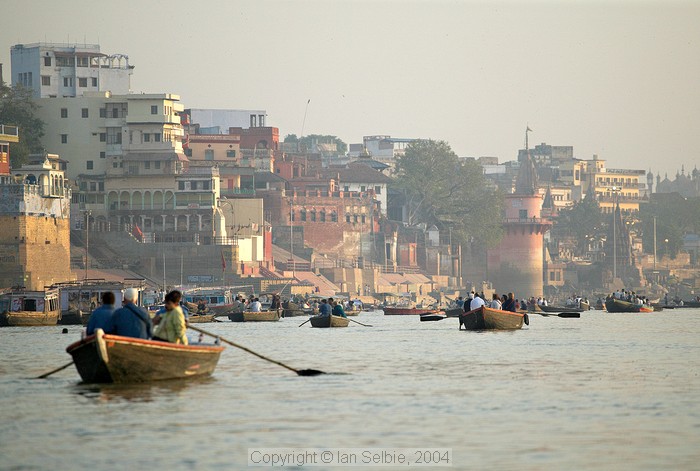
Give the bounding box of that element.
[0,153,73,289]
[11,42,132,98]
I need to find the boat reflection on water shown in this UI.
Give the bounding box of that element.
[71,376,215,403]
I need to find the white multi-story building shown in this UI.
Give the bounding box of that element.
[11,42,132,98]
[35,92,184,180]
[349,136,415,169]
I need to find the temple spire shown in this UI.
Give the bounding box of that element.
[515,126,538,195]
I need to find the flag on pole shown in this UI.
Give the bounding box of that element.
[132,224,143,241]
[526,126,533,132]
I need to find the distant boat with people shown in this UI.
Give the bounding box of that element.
[605,298,653,313]
[309,313,349,328]
[459,306,527,330]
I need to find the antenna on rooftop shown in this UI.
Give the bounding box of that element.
[300,99,310,138]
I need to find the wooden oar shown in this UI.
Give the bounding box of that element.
[420,314,447,322]
[187,324,325,376]
[347,317,372,327]
[35,361,74,379]
[298,318,311,327]
[531,312,580,318]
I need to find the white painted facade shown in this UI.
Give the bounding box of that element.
[11,43,132,98]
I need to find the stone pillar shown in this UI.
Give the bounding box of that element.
[173,215,178,232]
[185,214,191,232]
[162,215,167,232]
[198,214,203,231]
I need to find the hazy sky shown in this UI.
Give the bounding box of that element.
[2,0,699,175]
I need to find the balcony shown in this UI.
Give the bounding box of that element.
[0,124,20,143]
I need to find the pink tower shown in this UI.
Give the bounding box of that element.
[487,128,552,298]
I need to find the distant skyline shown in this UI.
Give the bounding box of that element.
[2,0,699,176]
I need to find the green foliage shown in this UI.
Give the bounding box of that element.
[0,83,45,168]
[555,197,603,255]
[639,193,700,258]
[393,139,504,247]
[283,133,347,154]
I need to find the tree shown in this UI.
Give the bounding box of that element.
[283,133,347,154]
[555,196,603,255]
[639,193,699,259]
[393,139,504,247]
[0,83,44,168]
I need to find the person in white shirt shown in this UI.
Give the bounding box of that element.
[470,293,486,310]
[248,298,262,312]
[490,293,502,310]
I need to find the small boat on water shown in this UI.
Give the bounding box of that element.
[383,306,438,315]
[309,314,350,328]
[53,279,146,325]
[281,300,308,317]
[228,310,281,322]
[66,329,224,383]
[538,304,584,313]
[186,314,216,323]
[605,298,654,313]
[420,312,447,322]
[183,288,238,316]
[459,306,526,331]
[0,287,61,326]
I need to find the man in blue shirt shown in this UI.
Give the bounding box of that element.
[318,299,332,317]
[104,288,152,339]
[86,292,116,336]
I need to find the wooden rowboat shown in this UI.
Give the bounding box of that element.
[186,314,216,323]
[605,298,654,313]
[66,329,224,383]
[228,310,281,322]
[383,307,438,315]
[309,314,350,328]
[459,306,526,330]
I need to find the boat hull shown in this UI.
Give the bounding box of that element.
[228,310,281,322]
[310,314,350,328]
[538,304,583,313]
[383,307,437,315]
[66,330,224,383]
[605,299,653,313]
[0,311,60,326]
[186,314,216,323]
[459,306,525,330]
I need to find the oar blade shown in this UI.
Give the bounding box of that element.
[558,312,581,318]
[296,369,326,376]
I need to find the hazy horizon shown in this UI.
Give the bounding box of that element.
[2,0,699,176]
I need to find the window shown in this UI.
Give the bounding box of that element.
[44,56,52,67]
[151,105,158,115]
[154,161,161,169]
[60,108,68,118]
[99,133,106,142]
[81,108,89,118]
[204,149,214,161]
[361,186,366,192]
[91,77,97,87]
[154,133,161,142]
[86,161,93,170]
[77,57,88,67]
[178,181,185,190]
[354,215,359,223]
[61,134,68,144]
[78,77,87,87]
[320,211,326,222]
[100,152,105,159]
[300,209,306,221]
[99,108,106,118]
[112,162,119,168]
[79,181,87,191]
[375,186,381,194]
[202,181,210,190]
[331,212,338,222]
[259,114,265,127]
[550,272,555,281]
[145,161,151,170]
[63,77,73,87]
[41,76,51,86]
[310,210,316,222]
[361,215,366,224]
[250,115,257,127]
[345,214,351,223]
[519,209,528,219]
[144,133,151,142]
[344,186,349,192]
[227,150,236,158]
[90,182,97,191]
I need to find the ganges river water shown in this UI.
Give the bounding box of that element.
[1,309,700,470]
